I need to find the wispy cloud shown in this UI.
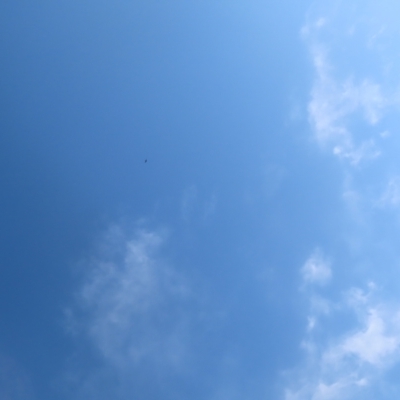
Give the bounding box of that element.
[307,45,383,164]
[301,2,400,226]
[0,354,35,400]
[284,280,400,400]
[338,308,399,366]
[379,177,400,207]
[301,249,332,287]
[78,226,192,366]
[64,225,200,398]
[301,6,400,166]
[286,2,400,398]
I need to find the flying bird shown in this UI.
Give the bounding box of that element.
[144,159,147,163]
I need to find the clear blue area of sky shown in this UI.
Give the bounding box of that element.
[2,1,400,399]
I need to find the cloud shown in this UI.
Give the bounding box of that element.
[290,3,400,398]
[300,249,333,335]
[64,225,200,398]
[307,46,384,164]
[0,354,35,400]
[77,226,191,368]
[300,3,400,166]
[339,308,399,366]
[380,177,400,207]
[300,2,400,229]
[284,282,400,400]
[301,249,332,286]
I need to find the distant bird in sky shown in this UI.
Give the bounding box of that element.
[144,159,147,163]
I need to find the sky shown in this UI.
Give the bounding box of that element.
[2,0,400,399]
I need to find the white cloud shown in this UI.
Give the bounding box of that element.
[359,80,386,125]
[66,224,196,389]
[291,3,400,398]
[301,249,332,286]
[339,308,399,366]
[300,2,400,249]
[300,250,333,334]
[333,138,380,165]
[302,6,397,166]
[283,284,400,400]
[307,46,384,164]
[380,177,400,207]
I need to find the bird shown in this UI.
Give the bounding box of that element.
[144,159,147,163]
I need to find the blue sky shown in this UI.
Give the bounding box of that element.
[2,0,400,399]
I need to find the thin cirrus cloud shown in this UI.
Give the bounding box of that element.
[282,2,400,399]
[306,44,384,164]
[379,177,400,208]
[285,275,400,400]
[301,5,398,166]
[64,225,200,398]
[304,2,400,215]
[301,249,332,286]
